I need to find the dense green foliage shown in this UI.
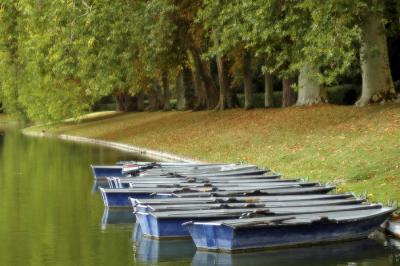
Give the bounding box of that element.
[0,0,399,121]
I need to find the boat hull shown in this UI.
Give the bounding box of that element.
[185,213,390,252]
[91,165,123,180]
[135,212,232,239]
[99,188,156,207]
[135,204,383,239]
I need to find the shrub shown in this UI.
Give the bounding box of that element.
[394,80,400,93]
[326,84,361,105]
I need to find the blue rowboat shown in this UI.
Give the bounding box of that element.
[99,185,335,207]
[133,198,365,213]
[135,203,268,213]
[130,193,355,207]
[92,162,261,180]
[158,186,336,199]
[139,169,268,178]
[136,204,383,239]
[91,165,123,180]
[123,163,262,176]
[99,187,219,207]
[126,182,317,189]
[117,161,229,167]
[184,207,393,252]
[107,175,287,188]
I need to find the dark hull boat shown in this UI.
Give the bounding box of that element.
[184,207,393,252]
[99,185,335,207]
[92,162,267,181]
[136,204,383,239]
[107,175,286,188]
[123,163,261,176]
[134,169,269,179]
[133,198,365,213]
[91,165,124,180]
[159,186,335,199]
[123,182,317,189]
[130,193,356,206]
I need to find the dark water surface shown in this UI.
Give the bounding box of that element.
[0,128,399,266]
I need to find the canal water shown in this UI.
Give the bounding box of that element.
[0,128,399,266]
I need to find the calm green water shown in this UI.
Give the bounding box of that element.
[0,128,399,266]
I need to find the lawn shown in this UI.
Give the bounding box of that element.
[25,103,400,203]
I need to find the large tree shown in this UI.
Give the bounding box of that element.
[0,0,26,118]
[303,0,397,106]
[356,1,396,106]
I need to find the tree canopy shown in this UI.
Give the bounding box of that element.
[0,0,399,121]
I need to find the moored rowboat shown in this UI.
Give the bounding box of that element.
[99,185,335,207]
[184,207,394,252]
[133,198,365,213]
[136,204,383,239]
[130,193,355,206]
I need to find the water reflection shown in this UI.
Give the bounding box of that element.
[101,208,136,230]
[131,222,400,266]
[389,238,400,251]
[132,224,195,265]
[0,129,150,266]
[192,239,399,266]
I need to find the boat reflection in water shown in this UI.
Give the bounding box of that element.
[132,223,195,265]
[101,208,135,230]
[389,238,400,252]
[128,222,400,265]
[192,239,399,266]
[91,180,109,193]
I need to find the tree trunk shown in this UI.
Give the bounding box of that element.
[227,86,240,108]
[125,95,138,111]
[182,65,195,110]
[242,51,253,109]
[190,47,219,109]
[155,84,163,109]
[136,91,144,111]
[213,29,231,111]
[356,8,396,106]
[192,64,207,110]
[264,72,274,108]
[282,79,296,107]
[115,94,124,111]
[215,54,231,110]
[296,64,327,106]
[175,73,185,110]
[147,87,161,111]
[115,91,137,111]
[161,71,171,111]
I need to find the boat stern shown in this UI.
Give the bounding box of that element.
[184,221,234,251]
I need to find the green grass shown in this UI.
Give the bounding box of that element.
[25,103,400,203]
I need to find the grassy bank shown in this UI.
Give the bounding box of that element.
[25,104,400,202]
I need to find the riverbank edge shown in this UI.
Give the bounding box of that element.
[22,129,203,163]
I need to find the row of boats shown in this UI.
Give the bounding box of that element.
[91,162,398,252]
